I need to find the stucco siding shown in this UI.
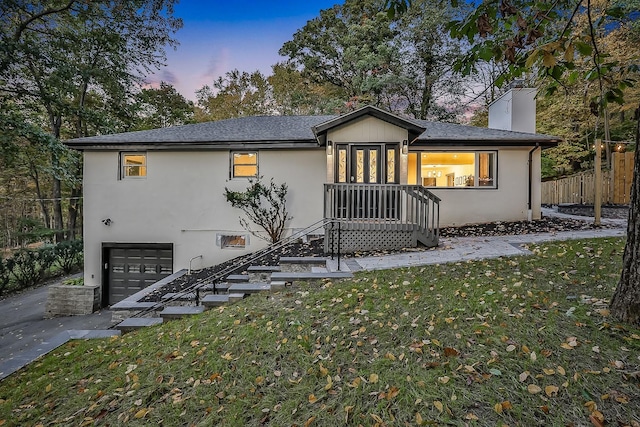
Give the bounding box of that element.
[82,149,325,289]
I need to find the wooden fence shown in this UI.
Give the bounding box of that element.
[542,152,635,205]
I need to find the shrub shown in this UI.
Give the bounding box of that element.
[0,259,10,296]
[224,176,292,243]
[6,246,57,289]
[54,240,83,274]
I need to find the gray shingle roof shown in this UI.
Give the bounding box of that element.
[64,108,560,150]
[413,121,560,146]
[65,115,337,148]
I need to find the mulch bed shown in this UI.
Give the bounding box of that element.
[140,216,620,302]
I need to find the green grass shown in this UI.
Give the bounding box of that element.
[1,237,639,426]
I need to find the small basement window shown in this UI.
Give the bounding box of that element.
[121,153,147,178]
[231,152,258,178]
[216,233,249,249]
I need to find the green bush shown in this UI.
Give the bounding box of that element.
[6,246,57,289]
[0,259,10,296]
[54,240,83,274]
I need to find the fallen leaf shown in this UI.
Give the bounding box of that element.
[369,373,379,384]
[527,384,542,394]
[416,412,423,425]
[465,413,479,420]
[494,403,503,414]
[444,347,460,357]
[519,371,529,382]
[45,384,52,393]
[589,412,605,427]
[543,368,555,375]
[545,385,559,397]
[433,401,444,413]
[134,408,149,419]
[506,344,517,352]
[308,394,318,404]
[557,366,566,376]
[438,376,450,384]
[304,416,316,427]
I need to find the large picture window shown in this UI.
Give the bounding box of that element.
[408,151,496,188]
[121,153,147,178]
[231,152,258,178]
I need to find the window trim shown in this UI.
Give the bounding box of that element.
[409,150,498,189]
[120,152,147,179]
[216,233,249,249]
[230,151,259,179]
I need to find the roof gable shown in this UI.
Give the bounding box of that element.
[312,105,426,138]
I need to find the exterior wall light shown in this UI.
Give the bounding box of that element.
[327,140,333,155]
[402,139,408,155]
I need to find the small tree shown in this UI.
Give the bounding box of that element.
[224,177,292,244]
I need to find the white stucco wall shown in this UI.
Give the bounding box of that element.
[82,149,326,288]
[427,147,541,226]
[488,88,537,134]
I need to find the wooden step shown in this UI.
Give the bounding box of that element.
[227,283,272,294]
[270,271,353,285]
[279,257,329,272]
[115,317,163,333]
[160,306,205,321]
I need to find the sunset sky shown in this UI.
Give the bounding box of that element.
[147,0,338,100]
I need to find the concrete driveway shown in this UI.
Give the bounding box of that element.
[0,276,114,380]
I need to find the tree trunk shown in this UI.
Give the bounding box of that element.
[610,104,640,325]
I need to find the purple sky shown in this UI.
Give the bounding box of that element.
[147,1,338,100]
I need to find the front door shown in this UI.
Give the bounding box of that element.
[350,145,381,184]
[334,144,399,219]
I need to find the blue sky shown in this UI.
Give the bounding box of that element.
[148,1,339,100]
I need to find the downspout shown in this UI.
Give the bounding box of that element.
[528,143,540,221]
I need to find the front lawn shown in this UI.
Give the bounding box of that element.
[1,237,638,426]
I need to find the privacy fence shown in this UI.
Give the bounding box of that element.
[542,152,635,205]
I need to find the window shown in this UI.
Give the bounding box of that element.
[408,151,497,188]
[216,233,248,249]
[231,152,258,178]
[121,153,147,178]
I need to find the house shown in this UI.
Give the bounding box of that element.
[65,87,559,306]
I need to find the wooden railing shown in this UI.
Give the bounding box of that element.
[323,183,440,247]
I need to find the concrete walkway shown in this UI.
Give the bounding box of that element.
[0,208,627,381]
[346,208,627,271]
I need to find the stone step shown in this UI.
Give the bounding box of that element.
[198,282,230,293]
[115,317,163,333]
[226,274,249,283]
[228,293,248,303]
[270,271,353,285]
[201,294,231,308]
[160,306,205,321]
[247,265,281,282]
[161,292,196,302]
[278,256,329,272]
[227,283,272,294]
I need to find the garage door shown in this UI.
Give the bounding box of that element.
[107,247,173,304]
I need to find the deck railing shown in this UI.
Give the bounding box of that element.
[323,183,440,246]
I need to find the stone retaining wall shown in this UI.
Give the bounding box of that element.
[45,284,101,317]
